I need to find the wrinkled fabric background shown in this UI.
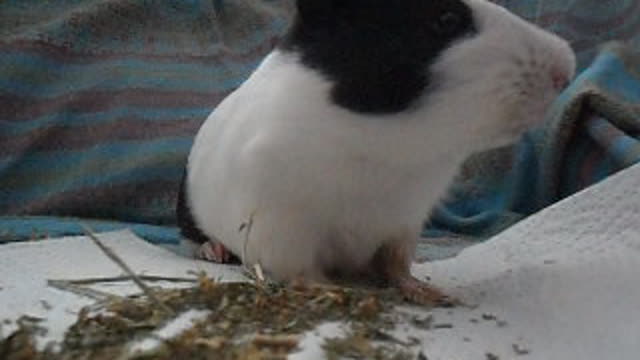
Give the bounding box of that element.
[0,0,639,253]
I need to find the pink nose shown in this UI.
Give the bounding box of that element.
[551,68,570,91]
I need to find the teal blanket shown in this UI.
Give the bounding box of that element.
[1,1,639,256]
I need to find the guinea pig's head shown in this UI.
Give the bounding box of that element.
[281,0,576,150]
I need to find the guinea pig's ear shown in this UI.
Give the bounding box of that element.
[296,0,349,24]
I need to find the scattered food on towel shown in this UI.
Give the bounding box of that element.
[1,275,439,359]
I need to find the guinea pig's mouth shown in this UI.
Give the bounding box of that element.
[507,93,558,136]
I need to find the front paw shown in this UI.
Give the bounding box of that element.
[196,241,236,264]
[397,276,459,307]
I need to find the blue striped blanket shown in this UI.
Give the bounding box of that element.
[1,1,639,257]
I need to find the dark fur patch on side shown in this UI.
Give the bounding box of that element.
[177,169,242,264]
[176,168,211,244]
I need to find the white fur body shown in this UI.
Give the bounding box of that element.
[186,0,575,281]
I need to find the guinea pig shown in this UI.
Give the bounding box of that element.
[177,0,575,304]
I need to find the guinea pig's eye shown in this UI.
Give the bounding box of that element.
[434,11,462,34]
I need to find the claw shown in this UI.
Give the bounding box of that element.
[398,276,459,307]
[196,241,232,263]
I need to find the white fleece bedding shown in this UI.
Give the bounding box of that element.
[406,162,640,359]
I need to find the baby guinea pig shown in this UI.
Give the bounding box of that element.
[177,0,575,304]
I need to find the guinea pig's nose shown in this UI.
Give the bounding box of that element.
[551,67,570,91]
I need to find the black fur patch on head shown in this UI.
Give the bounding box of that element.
[280,0,476,114]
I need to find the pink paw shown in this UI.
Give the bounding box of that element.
[196,241,233,263]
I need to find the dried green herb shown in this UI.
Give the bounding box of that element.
[2,276,436,360]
